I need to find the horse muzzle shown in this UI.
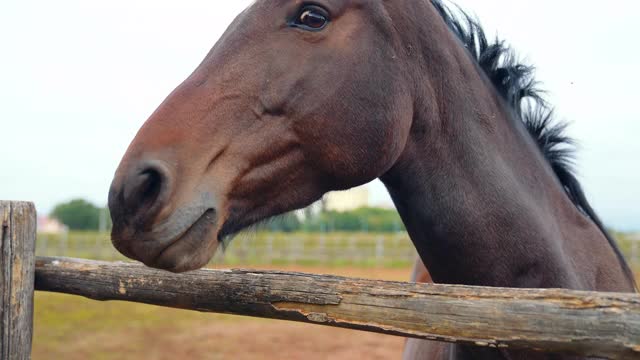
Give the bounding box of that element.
[108,159,221,273]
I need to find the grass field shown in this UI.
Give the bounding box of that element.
[36,231,418,267]
[36,230,639,267]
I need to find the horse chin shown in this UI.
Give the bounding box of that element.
[152,209,220,273]
[114,209,220,273]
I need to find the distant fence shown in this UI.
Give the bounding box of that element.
[36,230,640,269]
[630,235,640,269]
[2,201,640,360]
[36,231,419,267]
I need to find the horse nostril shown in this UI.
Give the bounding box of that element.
[127,170,160,207]
[121,162,172,221]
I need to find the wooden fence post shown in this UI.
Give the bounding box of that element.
[1,201,36,360]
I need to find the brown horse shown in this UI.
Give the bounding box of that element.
[108,0,636,358]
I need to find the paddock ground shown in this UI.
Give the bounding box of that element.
[33,265,413,360]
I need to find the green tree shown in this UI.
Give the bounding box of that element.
[51,199,109,231]
[302,207,405,233]
[257,212,302,232]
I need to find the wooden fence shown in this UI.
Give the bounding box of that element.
[2,201,640,359]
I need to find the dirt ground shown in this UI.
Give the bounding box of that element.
[33,265,413,360]
[41,319,406,360]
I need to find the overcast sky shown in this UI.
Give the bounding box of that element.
[1,1,638,231]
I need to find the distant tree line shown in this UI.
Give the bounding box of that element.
[257,207,405,233]
[51,199,111,231]
[51,199,405,233]
[302,207,405,233]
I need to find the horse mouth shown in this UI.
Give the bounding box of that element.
[148,209,219,273]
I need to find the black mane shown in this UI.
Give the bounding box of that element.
[431,0,637,288]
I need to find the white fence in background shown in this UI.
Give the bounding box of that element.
[630,234,640,268]
[35,231,640,268]
[35,232,419,267]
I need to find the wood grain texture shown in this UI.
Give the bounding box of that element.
[34,257,640,360]
[1,202,36,360]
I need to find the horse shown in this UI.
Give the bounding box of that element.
[107,0,637,358]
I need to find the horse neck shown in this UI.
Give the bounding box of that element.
[381,36,630,291]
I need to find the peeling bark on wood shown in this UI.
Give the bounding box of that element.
[1,202,36,360]
[34,257,640,360]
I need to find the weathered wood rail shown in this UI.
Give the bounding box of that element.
[34,257,640,359]
[2,201,640,359]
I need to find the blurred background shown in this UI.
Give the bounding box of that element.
[2,0,638,359]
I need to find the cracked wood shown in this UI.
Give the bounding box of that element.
[34,256,640,360]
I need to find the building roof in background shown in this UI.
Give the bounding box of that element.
[325,186,369,212]
[37,216,68,234]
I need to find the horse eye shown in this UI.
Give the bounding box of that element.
[294,5,329,31]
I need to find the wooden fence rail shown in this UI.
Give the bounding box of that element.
[2,201,640,359]
[35,257,640,359]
